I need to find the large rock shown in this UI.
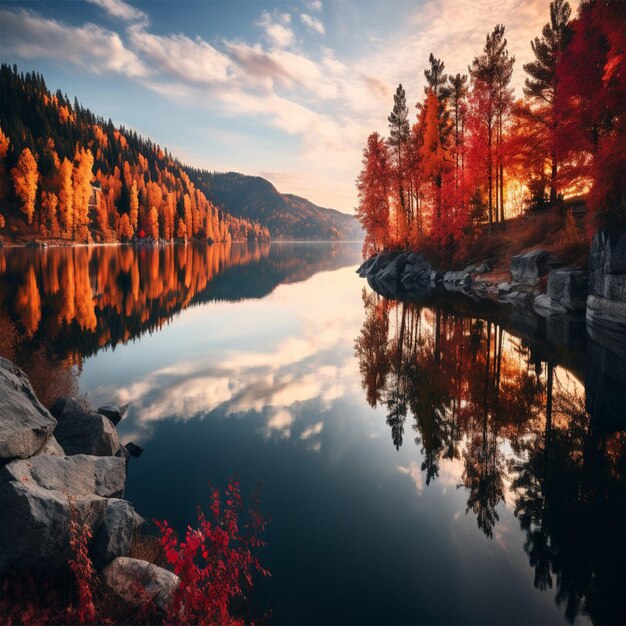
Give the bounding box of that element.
[547,268,587,311]
[0,357,57,465]
[100,557,180,614]
[443,270,472,291]
[401,253,431,287]
[510,249,562,284]
[0,480,108,575]
[586,228,626,345]
[91,499,140,570]
[373,253,408,283]
[0,455,131,575]
[533,294,568,317]
[0,454,126,497]
[97,404,128,426]
[51,397,121,456]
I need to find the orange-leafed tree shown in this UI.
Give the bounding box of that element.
[72,147,94,241]
[147,205,159,240]
[57,157,74,238]
[41,191,60,238]
[176,216,187,240]
[0,127,10,206]
[419,89,447,245]
[356,132,391,258]
[129,181,139,233]
[11,147,39,225]
[118,212,133,241]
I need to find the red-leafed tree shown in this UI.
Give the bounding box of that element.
[556,0,626,229]
[356,132,391,257]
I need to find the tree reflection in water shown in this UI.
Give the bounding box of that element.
[0,242,357,406]
[354,288,625,625]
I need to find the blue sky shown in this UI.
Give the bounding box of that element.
[0,0,552,213]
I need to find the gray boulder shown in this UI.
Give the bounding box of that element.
[586,295,626,344]
[358,252,397,278]
[100,557,180,614]
[33,435,64,457]
[510,249,562,284]
[533,294,568,317]
[0,357,57,465]
[443,270,472,290]
[97,404,128,426]
[373,254,407,283]
[547,268,587,311]
[52,397,121,456]
[503,285,538,307]
[0,480,108,575]
[91,499,141,570]
[0,454,126,497]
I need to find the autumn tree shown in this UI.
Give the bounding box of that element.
[469,25,515,230]
[555,0,626,228]
[58,157,74,238]
[11,148,39,225]
[147,205,159,240]
[72,147,94,241]
[448,73,468,201]
[387,84,410,241]
[129,181,139,233]
[118,212,133,241]
[522,0,572,206]
[0,127,10,207]
[356,132,391,257]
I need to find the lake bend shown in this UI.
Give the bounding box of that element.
[0,242,623,625]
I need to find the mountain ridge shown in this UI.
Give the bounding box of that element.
[185,169,363,241]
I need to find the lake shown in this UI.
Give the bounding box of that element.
[0,242,623,625]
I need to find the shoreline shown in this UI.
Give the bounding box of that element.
[358,227,626,351]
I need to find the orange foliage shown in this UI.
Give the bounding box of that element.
[11,148,38,224]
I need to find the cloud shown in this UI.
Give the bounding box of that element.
[301,14,325,35]
[129,29,232,84]
[309,0,323,11]
[86,0,147,23]
[0,8,147,78]
[256,11,295,48]
[300,421,323,440]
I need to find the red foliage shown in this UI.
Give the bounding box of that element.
[155,480,270,626]
[0,481,269,626]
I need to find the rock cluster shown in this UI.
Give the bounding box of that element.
[0,357,178,611]
[586,229,626,346]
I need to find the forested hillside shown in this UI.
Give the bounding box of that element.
[0,64,269,243]
[187,170,362,240]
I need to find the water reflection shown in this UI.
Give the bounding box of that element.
[0,242,357,404]
[355,290,625,625]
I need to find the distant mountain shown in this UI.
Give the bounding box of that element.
[185,170,363,241]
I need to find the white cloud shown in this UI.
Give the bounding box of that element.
[309,0,323,11]
[256,11,295,49]
[301,421,323,440]
[301,13,325,35]
[86,0,147,23]
[0,8,148,78]
[129,29,232,84]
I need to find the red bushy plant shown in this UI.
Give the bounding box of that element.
[156,480,270,626]
[0,481,269,625]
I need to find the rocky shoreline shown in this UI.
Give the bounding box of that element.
[0,357,177,611]
[357,228,626,348]
[358,228,626,431]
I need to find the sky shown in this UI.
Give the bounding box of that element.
[0,0,557,214]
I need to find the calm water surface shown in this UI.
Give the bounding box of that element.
[0,242,624,625]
